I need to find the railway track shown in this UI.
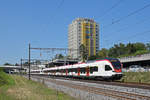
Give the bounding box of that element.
[75,79,150,90]
[32,75,150,90]
[31,75,150,100]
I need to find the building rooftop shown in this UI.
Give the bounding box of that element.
[72,18,95,23]
[46,59,78,67]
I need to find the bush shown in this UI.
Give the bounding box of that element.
[0,69,15,86]
[134,50,149,56]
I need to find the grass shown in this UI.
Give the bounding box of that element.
[120,72,150,83]
[0,69,15,87]
[0,70,76,100]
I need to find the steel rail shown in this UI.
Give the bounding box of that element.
[31,76,150,100]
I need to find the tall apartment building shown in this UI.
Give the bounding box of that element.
[68,18,99,59]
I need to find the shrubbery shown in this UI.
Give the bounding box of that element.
[88,42,150,60]
[0,69,15,86]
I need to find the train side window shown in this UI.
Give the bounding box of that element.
[68,69,71,73]
[94,66,98,72]
[90,67,93,73]
[105,65,112,71]
[72,68,77,73]
[75,68,77,73]
[80,68,86,73]
[90,66,98,73]
[80,68,83,73]
[69,69,72,72]
[63,69,66,73]
[83,68,86,73]
[71,69,74,72]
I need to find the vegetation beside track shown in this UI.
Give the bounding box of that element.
[0,70,76,100]
[0,69,15,87]
[120,72,150,83]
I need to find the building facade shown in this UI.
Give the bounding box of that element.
[68,18,99,59]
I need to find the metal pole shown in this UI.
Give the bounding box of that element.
[21,58,22,75]
[64,50,67,65]
[29,43,31,80]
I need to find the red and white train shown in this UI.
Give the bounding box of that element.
[31,58,123,80]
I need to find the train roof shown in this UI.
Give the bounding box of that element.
[87,57,119,63]
[42,58,119,71]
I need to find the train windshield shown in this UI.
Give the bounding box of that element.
[110,59,121,70]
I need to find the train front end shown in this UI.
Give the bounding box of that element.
[110,59,123,80]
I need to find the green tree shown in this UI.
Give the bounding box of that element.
[118,43,126,55]
[108,47,117,58]
[126,43,136,54]
[23,62,29,66]
[35,60,41,65]
[55,54,64,59]
[79,44,88,62]
[15,63,19,66]
[146,43,150,51]
[133,42,146,51]
[88,55,97,60]
[98,48,108,58]
[4,63,12,66]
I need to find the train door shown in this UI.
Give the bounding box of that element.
[54,70,56,76]
[86,67,89,76]
[77,68,80,76]
[61,70,63,75]
[104,65,113,76]
[66,69,68,76]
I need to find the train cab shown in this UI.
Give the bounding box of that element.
[108,58,123,80]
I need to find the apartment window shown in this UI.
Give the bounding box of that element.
[90,24,93,28]
[90,29,93,33]
[86,36,89,39]
[86,30,89,34]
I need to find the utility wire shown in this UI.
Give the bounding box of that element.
[116,17,150,33]
[101,28,150,48]
[102,17,150,42]
[100,2,150,48]
[40,0,65,33]
[106,29,150,46]
[120,30,150,42]
[103,3,150,28]
[95,0,124,20]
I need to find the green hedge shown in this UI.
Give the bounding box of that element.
[0,69,15,87]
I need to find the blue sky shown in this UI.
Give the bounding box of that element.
[0,0,150,64]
